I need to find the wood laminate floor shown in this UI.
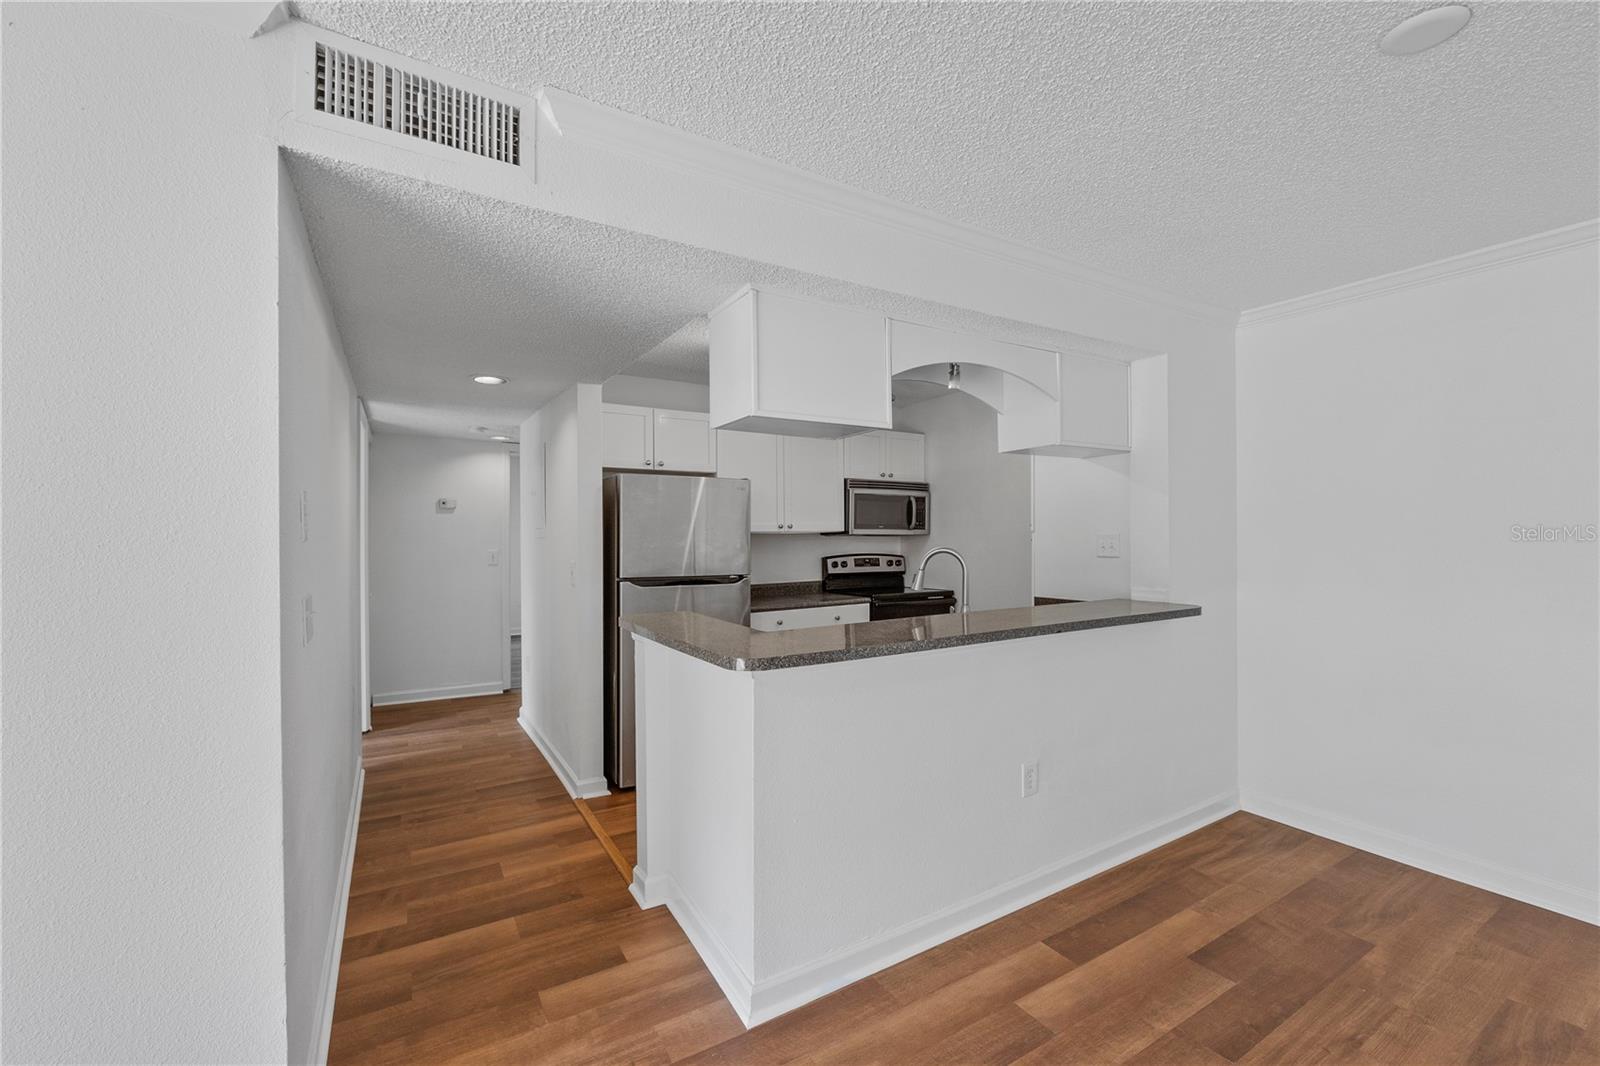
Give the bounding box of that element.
[329,693,1600,1065]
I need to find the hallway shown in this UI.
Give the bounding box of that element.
[330,695,1600,1065]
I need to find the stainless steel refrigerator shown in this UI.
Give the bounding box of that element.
[604,473,751,788]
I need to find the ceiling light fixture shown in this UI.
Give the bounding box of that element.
[488,435,515,443]
[1380,5,1472,56]
[473,374,508,385]
[947,363,962,391]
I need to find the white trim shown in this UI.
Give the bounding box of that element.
[1242,792,1598,926]
[308,766,363,1065]
[517,706,610,799]
[536,87,1233,327]
[649,791,1237,1029]
[371,681,506,707]
[1239,219,1600,327]
[652,877,759,1026]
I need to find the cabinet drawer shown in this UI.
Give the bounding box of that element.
[749,603,870,632]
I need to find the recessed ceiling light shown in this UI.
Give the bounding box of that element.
[473,374,507,386]
[1380,5,1472,56]
[488,435,515,443]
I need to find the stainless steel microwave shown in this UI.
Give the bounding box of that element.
[844,479,930,536]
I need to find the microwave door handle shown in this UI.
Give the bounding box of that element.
[906,496,914,529]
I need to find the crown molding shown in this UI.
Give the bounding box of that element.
[535,87,1235,326]
[1239,219,1600,328]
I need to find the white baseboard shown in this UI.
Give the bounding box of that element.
[371,681,506,707]
[308,765,363,1065]
[517,707,610,799]
[1241,791,1598,925]
[651,790,1238,1029]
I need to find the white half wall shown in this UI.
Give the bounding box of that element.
[1,6,290,1061]
[369,434,510,704]
[520,385,608,796]
[1237,235,1600,921]
[279,158,364,1066]
[894,392,1033,611]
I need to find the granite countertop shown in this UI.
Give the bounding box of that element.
[622,599,1201,671]
[750,581,871,612]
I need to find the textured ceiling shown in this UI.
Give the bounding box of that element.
[295,1,1598,310]
[284,153,1146,438]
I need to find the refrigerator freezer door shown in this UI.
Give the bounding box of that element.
[614,474,751,579]
[611,578,750,788]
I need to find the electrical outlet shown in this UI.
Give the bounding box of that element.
[488,549,499,567]
[1021,761,1039,798]
[1096,532,1122,558]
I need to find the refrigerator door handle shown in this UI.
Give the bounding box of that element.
[623,575,745,587]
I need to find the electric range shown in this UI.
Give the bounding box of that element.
[820,554,957,621]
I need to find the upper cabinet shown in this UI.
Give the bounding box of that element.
[601,404,717,472]
[996,354,1130,458]
[716,430,844,533]
[709,287,892,438]
[843,431,925,482]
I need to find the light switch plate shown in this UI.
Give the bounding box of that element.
[1096,532,1122,558]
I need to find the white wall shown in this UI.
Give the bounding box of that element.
[1128,356,1171,600]
[1237,239,1599,921]
[369,435,510,704]
[602,374,710,412]
[278,159,363,1065]
[895,392,1033,610]
[520,384,609,796]
[1,6,291,1061]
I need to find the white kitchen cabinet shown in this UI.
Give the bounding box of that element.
[652,409,716,472]
[715,430,783,532]
[782,435,845,532]
[750,602,870,632]
[843,431,925,481]
[601,404,716,472]
[602,404,655,469]
[709,286,893,438]
[996,354,1131,458]
[716,430,843,533]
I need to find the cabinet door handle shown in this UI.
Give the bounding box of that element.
[833,614,841,621]
[880,471,886,477]
[775,619,784,626]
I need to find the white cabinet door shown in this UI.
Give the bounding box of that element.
[782,436,844,532]
[843,433,884,480]
[884,432,925,482]
[716,430,783,532]
[602,404,655,469]
[710,287,893,436]
[653,410,716,472]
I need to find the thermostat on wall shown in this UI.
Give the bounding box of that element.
[436,498,458,513]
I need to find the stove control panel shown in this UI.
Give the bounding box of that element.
[822,554,904,574]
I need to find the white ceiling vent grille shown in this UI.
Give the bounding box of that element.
[314,43,521,166]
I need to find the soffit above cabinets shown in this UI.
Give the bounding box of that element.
[296,2,1599,310]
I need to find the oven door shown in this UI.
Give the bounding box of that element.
[846,481,930,535]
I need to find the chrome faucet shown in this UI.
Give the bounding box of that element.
[911,547,969,614]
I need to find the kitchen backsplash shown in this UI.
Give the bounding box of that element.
[750,533,905,583]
